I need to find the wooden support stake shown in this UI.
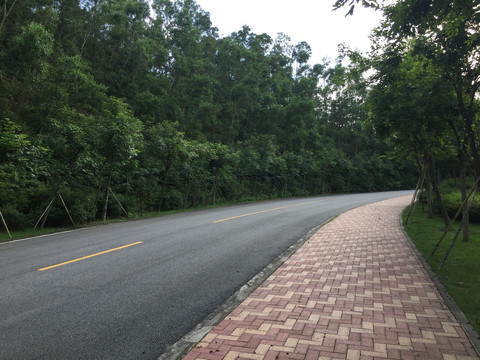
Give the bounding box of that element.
[432,176,480,256]
[35,196,56,229]
[0,210,12,239]
[405,169,424,223]
[58,193,76,228]
[109,188,128,217]
[405,166,427,229]
[438,183,478,271]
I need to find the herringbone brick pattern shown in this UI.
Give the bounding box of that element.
[184,196,479,360]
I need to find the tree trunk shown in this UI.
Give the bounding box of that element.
[454,84,480,177]
[446,114,471,242]
[460,159,469,242]
[413,135,450,226]
[183,188,190,211]
[427,180,433,219]
[428,157,450,226]
[158,159,171,211]
[283,176,288,197]
[211,167,219,205]
[183,171,191,211]
[94,162,106,218]
[102,173,112,221]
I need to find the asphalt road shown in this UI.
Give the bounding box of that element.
[0,191,412,359]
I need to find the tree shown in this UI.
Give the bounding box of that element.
[337,0,480,237]
[382,0,480,178]
[0,118,31,162]
[94,97,143,220]
[0,0,416,232]
[367,41,460,225]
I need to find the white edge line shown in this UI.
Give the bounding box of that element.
[0,228,87,246]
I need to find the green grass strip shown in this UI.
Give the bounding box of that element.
[403,207,480,334]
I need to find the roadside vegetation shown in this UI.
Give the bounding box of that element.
[0,0,415,237]
[403,202,480,334]
[1,0,479,241]
[0,199,249,243]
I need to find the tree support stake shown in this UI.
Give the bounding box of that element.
[438,181,478,271]
[432,176,480,257]
[58,193,76,228]
[35,197,56,229]
[405,165,427,229]
[0,210,12,239]
[109,188,129,217]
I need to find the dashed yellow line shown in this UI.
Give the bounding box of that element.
[38,241,143,271]
[213,200,322,223]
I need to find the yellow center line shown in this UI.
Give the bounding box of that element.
[213,200,322,223]
[38,241,143,271]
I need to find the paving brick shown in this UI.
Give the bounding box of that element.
[183,196,479,360]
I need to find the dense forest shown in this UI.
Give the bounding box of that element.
[0,0,421,230]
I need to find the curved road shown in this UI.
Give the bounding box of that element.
[0,191,411,359]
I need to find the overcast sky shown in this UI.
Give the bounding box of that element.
[194,0,384,65]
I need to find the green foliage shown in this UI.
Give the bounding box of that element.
[161,188,184,211]
[442,192,480,222]
[0,0,415,232]
[5,22,54,77]
[0,163,45,215]
[96,97,143,168]
[0,204,29,230]
[360,0,480,228]
[438,177,477,195]
[379,0,480,178]
[0,118,31,162]
[437,177,480,223]
[68,193,97,224]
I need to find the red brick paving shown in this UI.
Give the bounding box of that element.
[184,196,479,360]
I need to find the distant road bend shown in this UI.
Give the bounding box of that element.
[0,190,412,359]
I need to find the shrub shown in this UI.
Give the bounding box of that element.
[0,204,29,230]
[417,189,427,203]
[106,193,137,218]
[70,195,96,224]
[162,188,184,211]
[442,191,480,222]
[439,177,475,194]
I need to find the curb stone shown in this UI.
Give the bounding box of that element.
[157,223,326,360]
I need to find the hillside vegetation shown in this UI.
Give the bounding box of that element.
[0,1,415,231]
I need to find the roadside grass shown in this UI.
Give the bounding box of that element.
[0,197,286,243]
[0,206,221,243]
[403,207,480,334]
[0,226,70,243]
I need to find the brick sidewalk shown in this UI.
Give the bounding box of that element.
[183,196,479,360]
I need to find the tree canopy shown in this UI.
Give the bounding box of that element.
[0,0,414,230]
[341,0,480,237]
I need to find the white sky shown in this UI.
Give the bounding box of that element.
[194,0,384,65]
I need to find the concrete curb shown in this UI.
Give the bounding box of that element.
[157,222,326,360]
[159,199,480,359]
